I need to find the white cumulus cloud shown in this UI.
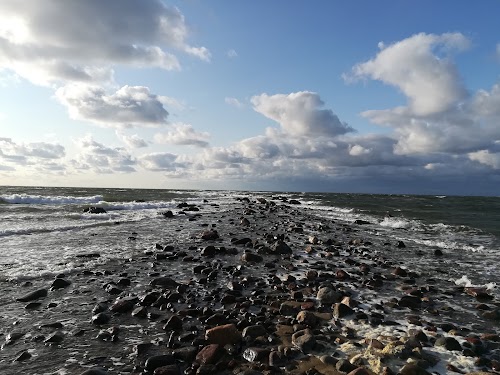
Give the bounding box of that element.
[347,32,470,116]
[154,123,210,147]
[55,84,169,128]
[251,91,354,137]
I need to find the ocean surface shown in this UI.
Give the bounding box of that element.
[0,186,498,292]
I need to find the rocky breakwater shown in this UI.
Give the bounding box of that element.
[0,196,499,375]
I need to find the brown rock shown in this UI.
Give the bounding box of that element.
[296,311,318,327]
[205,324,242,345]
[195,344,224,365]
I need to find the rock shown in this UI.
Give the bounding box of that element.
[289,199,301,205]
[131,306,148,318]
[272,240,292,254]
[291,329,316,352]
[16,288,48,302]
[196,344,225,365]
[5,331,25,345]
[241,252,263,263]
[242,325,267,339]
[162,211,174,218]
[205,324,242,345]
[398,295,421,309]
[201,230,219,240]
[347,368,372,375]
[14,350,31,361]
[50,278,71,290]
[150,277,179,288]
[83,206,107,214]
[336,359,358,373]
[398,363,432,375]
[110,296,138,313]
[269,351,287,367]
[279,301,301,316]
[243,347,270,363]
[397,241,406,248]
[44,331,64,344]
[316,287,342,305]
[153,365,181,375]
[354,219,370,225]
[163,315,183,332]
[296,311,318,327]
[333,303,354,318]
[201,246,217,257]
[144,355,176,372]
[91,312,111,325]
[435,336,462,351]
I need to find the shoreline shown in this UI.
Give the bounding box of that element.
[0,196,498,375]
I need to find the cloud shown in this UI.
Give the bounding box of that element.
[55,84,169,128]
[0,0,209,86]
[225,97,244,108]
[154,123,210,147]
[72,135,136,173]
[251,91,354,137]
[0,137,65,162]
[227,49,238,58]
[469,150,500,169]
[139,152,184,172]
[116,131,148,148]
[347,33,470,116]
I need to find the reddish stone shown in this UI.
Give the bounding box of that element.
[205,324,241,345]
[195,344,224,365]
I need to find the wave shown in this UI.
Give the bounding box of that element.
[0,193,104,205]
[379,216,414,229]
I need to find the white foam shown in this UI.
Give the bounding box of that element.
[1,193,103,205]
[379,217,413,229]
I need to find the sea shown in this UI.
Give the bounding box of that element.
[0,186,498,291]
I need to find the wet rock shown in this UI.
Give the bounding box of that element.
[162,210,174,218]
[279,301,301,316]
[44,331,64,344]
[347,368,372,375]
[336,359,357,373]
[333,303,354,318]
[206,324,242,345]
[91,312,111,325]
[131,306,148,318]
[398,363,432,375]
[316,287,342,305]
[83,207,107,214]
[354,219,370,225]
[398,295,421,309]
[110,296,138,313]
[144,354,176,372]
[50,278,71,290]
[196,344,225,365]
[241,252,263,263]
[163,315,183,332]
[296,311,318,327]
[201,230,219,240]
[16,288,48,302]
[482,308,500,321]
[201,246,217,257]
[435,336,462,351]
[153,365,181,375]
[397,241,406,248]
[14,350,32,361]
[242,325,267,339]
[25,302,42,309]
[272,240,292,254]
[269,351,287,367]
[150,277,179,288]
[173,346,198,362]
[291,329,316,352]
[243,347,270,363]
[4,331,25,346]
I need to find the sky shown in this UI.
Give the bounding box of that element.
[1,0,500,195]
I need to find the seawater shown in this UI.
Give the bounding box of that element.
[0,186,498,293]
